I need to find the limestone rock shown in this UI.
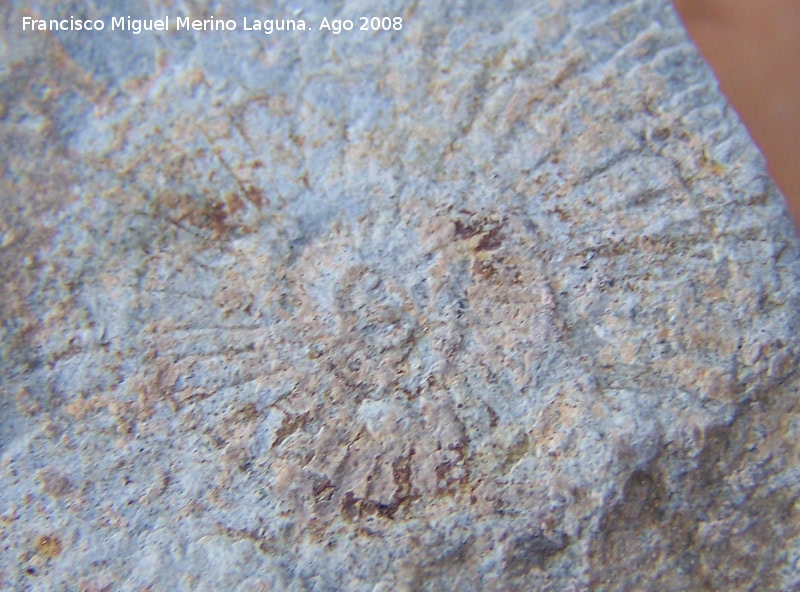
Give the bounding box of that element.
[2,0,800,590]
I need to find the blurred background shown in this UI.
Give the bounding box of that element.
[673,0,800,226]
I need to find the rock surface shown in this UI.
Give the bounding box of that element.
[2,0,800,590]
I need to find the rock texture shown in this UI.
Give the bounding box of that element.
[2,0,800,590]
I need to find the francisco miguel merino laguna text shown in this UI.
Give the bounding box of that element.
[22,15,311,34]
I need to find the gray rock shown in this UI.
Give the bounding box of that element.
[2,0,799,589]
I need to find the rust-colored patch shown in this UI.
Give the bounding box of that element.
[454,220,481,239]
[312,476,336,503]
[231,402,260,424]
[338,448,418,522]
[392,447,416,500]
[552,206,569,222]
[472,260,498,280]
[506,531,568,577]
[272,411,312,449]
[35,535,62,559]
[453,214,505,253]
[244,185,265,207]
[652,127,671,142]
[486,404,500,428]
[37,468,75,499]
[205,200,230,239]
[224,191,246,215]
[475,225,503,251]
[340,490,405,521]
